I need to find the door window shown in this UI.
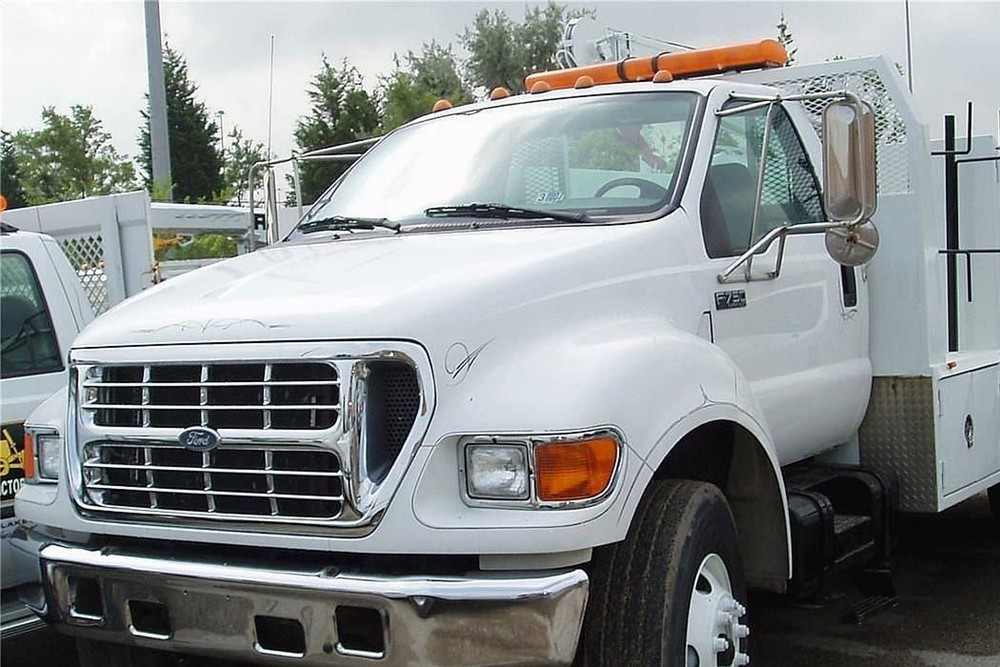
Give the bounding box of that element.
[700,103,825,258]
[1,252,63,378]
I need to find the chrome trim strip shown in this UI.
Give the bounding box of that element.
[83,403,342,411]
[83,462,343,477]
[84,484,344,503]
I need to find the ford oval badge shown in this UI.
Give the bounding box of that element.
[178,426,221,452]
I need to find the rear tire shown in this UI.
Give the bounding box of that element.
[76,638,177,667]
[581,479,750,666]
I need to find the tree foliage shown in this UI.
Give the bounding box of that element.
[139,45,225,202]
[223,127,267,206]
[381,42,472,132]
[1,131,29,209]
[154,233,236,261]
[461,3,585,93]
[776,11,798,65]
[10,106,136,205]
[292,57,380,205]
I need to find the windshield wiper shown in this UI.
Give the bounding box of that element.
[298,215,400,234]
[424,203,590,224]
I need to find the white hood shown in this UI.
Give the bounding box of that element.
[74,222,674,350]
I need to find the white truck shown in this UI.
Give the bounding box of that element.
[12,39,1000,667]
[1,222,94,639]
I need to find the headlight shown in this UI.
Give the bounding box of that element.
[465,444,530,500]
[461,431,621,508]
[24,429,61,483]
[37,433,63,481]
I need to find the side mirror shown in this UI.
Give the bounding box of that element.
[822,100,877,222]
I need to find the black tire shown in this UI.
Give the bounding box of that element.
[989,484,1000,535]
[580,479,749,666]
[76,638,177,667]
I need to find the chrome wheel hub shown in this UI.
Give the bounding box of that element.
[685,553,750,666]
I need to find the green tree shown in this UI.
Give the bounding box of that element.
[139,45,225,202]
[291,56,380,205]
[381,42,473,132]
[1,131,29,209]
[223,127,267,205]
[11,106,136,205]
[776,11,798,65]
[461,3,589,94]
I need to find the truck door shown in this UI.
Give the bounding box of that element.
[698,98,871,463]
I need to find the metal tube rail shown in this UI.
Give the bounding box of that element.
[718,221,846,283]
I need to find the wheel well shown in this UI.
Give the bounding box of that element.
[653,420,789,592]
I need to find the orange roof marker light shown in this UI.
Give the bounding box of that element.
[525,39,787,92]
[652,69,674,83]
[432,99,453,112]
[574,75,595,89]
[490,86,511,100]
[529,80,552,94]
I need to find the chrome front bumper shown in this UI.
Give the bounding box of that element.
[20,537,588,666]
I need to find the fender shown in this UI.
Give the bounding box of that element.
[423,314,792,588]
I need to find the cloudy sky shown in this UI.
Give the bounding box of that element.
[3,1,999,165]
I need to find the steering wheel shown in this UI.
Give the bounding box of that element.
[594,177,669,200]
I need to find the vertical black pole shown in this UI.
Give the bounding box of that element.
[944,115,959,352]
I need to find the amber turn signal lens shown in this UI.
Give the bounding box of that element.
[23,432,36,479]
[535,437,618,502]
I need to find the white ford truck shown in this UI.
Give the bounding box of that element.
[12,40,1000,667]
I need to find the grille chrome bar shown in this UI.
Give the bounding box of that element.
[83,381,340,388]
[84,403,341,411]
[85,484,345,503]
[84,463,344,477]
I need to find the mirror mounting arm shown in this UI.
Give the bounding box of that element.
[745,102,779,280]
[717,221,848,284]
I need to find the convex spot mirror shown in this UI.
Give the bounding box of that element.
[822,100,877,223]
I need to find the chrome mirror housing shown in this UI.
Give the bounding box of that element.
[822,99,877,223]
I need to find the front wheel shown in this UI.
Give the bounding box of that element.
[580,480,750,666]
[989,483,1000,535]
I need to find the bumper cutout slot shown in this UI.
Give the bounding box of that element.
[128,600,171,639]
[69,576,104,622]
[254,615,306,657]
[335,605,386,658]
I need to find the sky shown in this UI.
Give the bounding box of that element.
[2,0,999,168]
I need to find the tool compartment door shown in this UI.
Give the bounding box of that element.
[936,358,1000,499]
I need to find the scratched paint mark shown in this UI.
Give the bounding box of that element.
[134,318,290,334]
[444,340,492,385]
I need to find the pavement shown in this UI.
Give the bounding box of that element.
[3,493,998,666]
[753,491,1000,666]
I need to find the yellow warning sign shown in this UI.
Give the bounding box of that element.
[2,424,27,504]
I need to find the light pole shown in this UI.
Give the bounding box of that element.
[144,0,172,200]
[904,0,914,93]
[216,110,226,156]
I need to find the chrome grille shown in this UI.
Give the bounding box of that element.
[83,362,339,431]
[82,442,344,520]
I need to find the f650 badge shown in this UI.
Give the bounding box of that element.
[178,427,221,452]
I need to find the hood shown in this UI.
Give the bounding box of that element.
[75,223,676,350]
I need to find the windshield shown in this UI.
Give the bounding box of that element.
[291,91,699,236]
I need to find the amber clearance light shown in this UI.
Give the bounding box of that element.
[535,436,618,502]
[22,432,36,480]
